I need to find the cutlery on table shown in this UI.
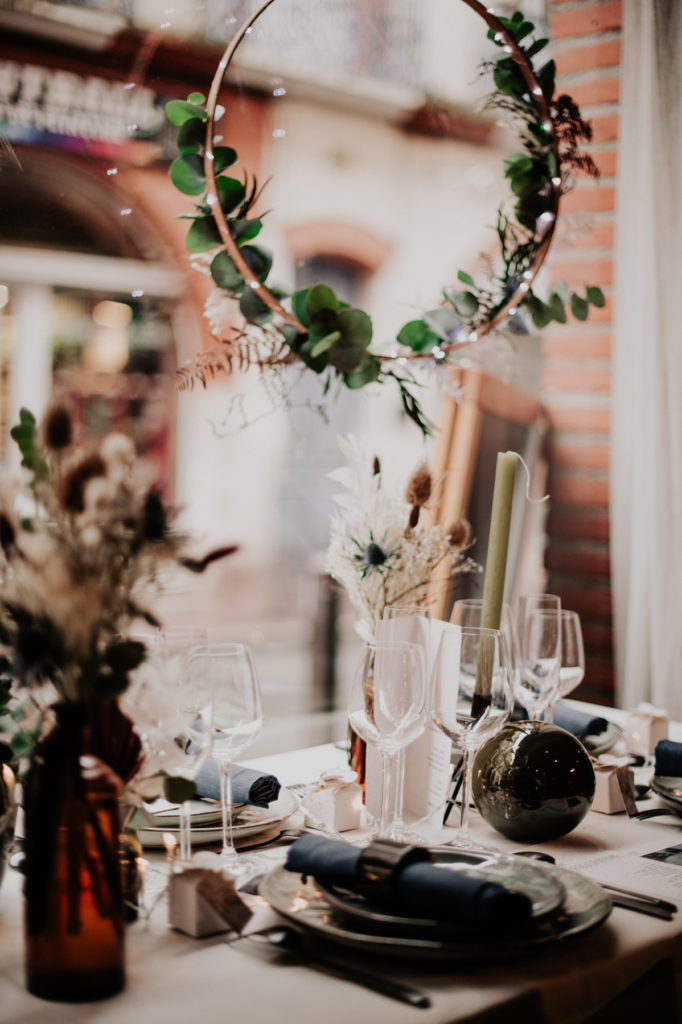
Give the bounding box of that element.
[513,850,677,919]
[230,924,431,1008]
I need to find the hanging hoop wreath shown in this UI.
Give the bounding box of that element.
[167,1,603,433]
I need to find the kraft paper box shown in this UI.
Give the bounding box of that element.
[301,770,363,832]
[168,868,251,937]
[623,703,669,756]
[592,764,635,814]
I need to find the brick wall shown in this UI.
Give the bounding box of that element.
[543,0,623,705]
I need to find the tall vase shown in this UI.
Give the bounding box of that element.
[23,703,125,1001]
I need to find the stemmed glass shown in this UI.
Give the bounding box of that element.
[381,605,431,839]
[431,626,513,848]
[555,609,585,704]
[156,627,208,864]
[185,643,263,879]
[516,594,562,721]
[450,599,518,690]
[348,640,427,840]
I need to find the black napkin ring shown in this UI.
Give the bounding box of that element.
[357,839,432,891]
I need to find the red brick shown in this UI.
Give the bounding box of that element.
[555,40,621,75]
[543,332,611,359]
[546,547,611,575]
[551,2,623,39]
[581,621,614,653]
[589,113,620,143]
[549,474,610,506]
[548,510,610,542]
[556,220,615,251]
[563,77,621,107]
[546,404,611,432]
[549,440,610,469]
[582,659,615,691]
[550,257,613,286]
[549,585,613,617]
[561,186,616,213]
[542,366,611,392]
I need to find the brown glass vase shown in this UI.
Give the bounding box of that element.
[23,703,125,1001]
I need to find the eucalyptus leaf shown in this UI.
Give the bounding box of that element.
[210,249,244,291]
[548,293,567,323]
[166,99,207,126]
[424,306,461,340]
[310,331,342,358]
[187,92,205,105]
[217,176,246,213]
[292,288,311,325]
[305,283,339,318]
[242,244,273,283]
[586,286,606,307]
[457,270,475,286]
[213,146,238,173]
[230,218,262,244]
[240,286,273,325]
[345,353,381,389]
[396,319,440,353]
[570,293,589,321]
[164,777,196,803]
[449,290,480,317]
[185,216,222,253]
[169,154,205,196]
[338,308,373,348]
[176,117,206,154]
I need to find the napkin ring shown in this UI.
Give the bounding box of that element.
[358,838,432,892]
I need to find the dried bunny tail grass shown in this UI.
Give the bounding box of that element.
[42,401,73,452]
[447,518,473,549]
[406,465,432,507]
[372,457,381,477]
[60,454,107,513]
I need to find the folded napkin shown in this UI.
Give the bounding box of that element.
[194,761,281,808]
[552,701,608,738]
[285,834,533,929]
[654,739,682,777]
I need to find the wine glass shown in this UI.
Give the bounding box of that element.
[431,626,513,848]
[185,643,263,879]
[516,594,561,721]
[450,598,518,690]
[348,640,427,840]
[555,609,585,703]
[156,627,208,864]
[381,605,431,839]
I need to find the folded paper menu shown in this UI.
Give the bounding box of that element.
[285,834,532,928]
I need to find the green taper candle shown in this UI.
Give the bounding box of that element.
[481,451,518,632]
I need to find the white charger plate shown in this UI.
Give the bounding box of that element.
[132,787,299,847]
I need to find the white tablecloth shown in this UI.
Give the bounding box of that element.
[2,704,682,1023]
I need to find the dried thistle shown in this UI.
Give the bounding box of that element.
[60,454,106,513]
[448,518,473,549]
[42,401,73,452]
[406,465,432,507]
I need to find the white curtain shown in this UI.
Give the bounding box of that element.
[611,1,682,715]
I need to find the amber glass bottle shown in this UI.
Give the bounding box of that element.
[24,704,125,1001]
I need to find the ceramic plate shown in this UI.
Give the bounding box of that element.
[650,776,682,810]
[316,848,566,936]
[133,787,299,847]
[582,721,623,756]
[260,860,611,962]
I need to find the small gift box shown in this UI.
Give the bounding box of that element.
[592,763,636,815]
[301,769,363,832]
[623,703,669,756]
[168,867,252,938]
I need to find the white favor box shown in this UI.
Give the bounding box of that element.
[301,770,363,832]
[623,704,669,756]
[168,869,233,938]
[592,764,635,814]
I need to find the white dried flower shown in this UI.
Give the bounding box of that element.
[100,432,136,482]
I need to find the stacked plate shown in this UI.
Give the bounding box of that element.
[130,788,299,847]
[260,848,612,962]
[650,776,682,810]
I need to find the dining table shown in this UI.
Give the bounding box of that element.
[2,701,682,1024]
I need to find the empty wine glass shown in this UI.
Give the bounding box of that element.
[431,626,513,848]
[348,640,427,840]
[185,643,263,879]
[381,605,431,839]
[516,594,561,721]
[557,610,585,700]
[450,598,518,688]
[156,627,208,864]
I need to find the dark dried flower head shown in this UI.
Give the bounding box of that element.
[406,465,432,507]
[0,513,15,555]
[60,454,106,513]
[42,402,73,452]
[408,504,421,529]
[142,489,167,542]
[448,518,472,549]
[372,456,381,476]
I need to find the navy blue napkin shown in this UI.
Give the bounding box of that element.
[655,740,682,777]
[194,760,281,807]
[285,834,533,928]
[552,701,608,738]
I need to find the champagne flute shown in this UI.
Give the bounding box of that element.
[431,626,513,848]
[185,643,263,879]
[156,627,208,864]
[381,605,431,839]
[516,594,561,721]
[348,640,427,840]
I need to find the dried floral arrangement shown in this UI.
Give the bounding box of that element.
[325,436,478,641]
[167,2,605,433]
[0,405,234,800]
